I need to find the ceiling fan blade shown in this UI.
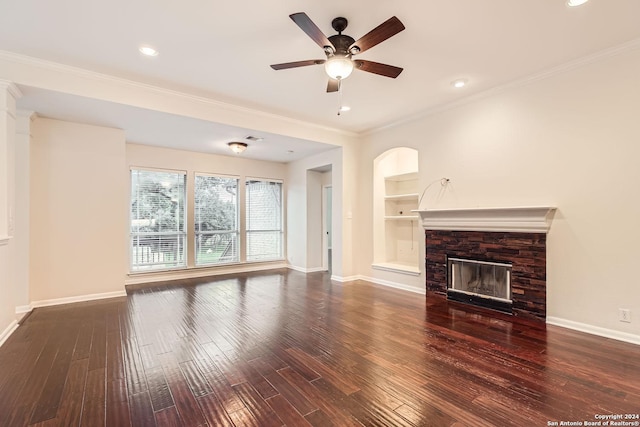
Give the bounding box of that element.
[290,13,335,51]
[270,59,325,70]
[354,60,403,78]
[350,16,405,54]
[327,79,340,93]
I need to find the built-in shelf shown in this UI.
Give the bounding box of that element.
[372,262,421,276]
[374,148,421,275]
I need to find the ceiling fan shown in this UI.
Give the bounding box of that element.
[270,13,405,92]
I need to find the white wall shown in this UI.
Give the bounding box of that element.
[306,170,323,270]
[30,118,127,301]
[11,112,33,313]
[358,47,640,339]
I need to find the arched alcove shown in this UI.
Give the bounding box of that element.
[372,147,420,275]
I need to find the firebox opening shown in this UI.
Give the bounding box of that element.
[447,257,513,314]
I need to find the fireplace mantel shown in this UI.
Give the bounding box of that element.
[415,206,556,233]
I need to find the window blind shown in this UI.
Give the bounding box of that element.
[130,169,186,271]
[194,174,239,265]
[246,179,283,261]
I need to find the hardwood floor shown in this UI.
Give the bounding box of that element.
[1,269,639,426]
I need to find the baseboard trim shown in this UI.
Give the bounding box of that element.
[30,290,127,309]
[15,304,33,322]
[359,275,426,295]
[15,304,32,315]
[330,275,361,283]
[0,320,18,347]
[287,265,327,274]
[547,316,640,346]
[330,274,426,295]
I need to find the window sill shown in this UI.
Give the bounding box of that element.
[126,259,287,285]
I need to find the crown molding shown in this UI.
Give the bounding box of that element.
[365,37,640,136]
[0,50,359,140]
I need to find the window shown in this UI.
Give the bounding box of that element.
[130,169,186,271]
[194,174,239,265]
[246,179,283,261]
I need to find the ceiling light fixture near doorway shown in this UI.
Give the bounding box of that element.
[228,142,248,154]
[139,45,159,57]
[567,0,589,6]
[339,105,351,112]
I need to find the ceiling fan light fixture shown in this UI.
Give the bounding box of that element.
[325,56,354,80]
[228,142,248,154]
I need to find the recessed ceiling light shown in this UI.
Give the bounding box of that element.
[567,0,588,6]
[452,79,467,88]
[139,46,159,57]
[340,106,351,112]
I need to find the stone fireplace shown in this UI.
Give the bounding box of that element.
[416,207,555,321]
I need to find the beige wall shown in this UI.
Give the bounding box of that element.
[358,48,640,339]
[30,118,127,301]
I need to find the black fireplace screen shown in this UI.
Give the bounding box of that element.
[447,257,512,302]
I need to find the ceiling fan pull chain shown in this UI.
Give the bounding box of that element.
[337,80,343,115]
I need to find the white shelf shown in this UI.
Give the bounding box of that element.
[384,172,418,182]
[385,215,419,220]
[384,193,419,201]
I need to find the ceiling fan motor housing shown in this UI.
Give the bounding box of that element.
[327,34,356,58]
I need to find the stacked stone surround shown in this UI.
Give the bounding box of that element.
[425,230,547,321]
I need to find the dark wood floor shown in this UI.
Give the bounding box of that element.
[1,269,639,427]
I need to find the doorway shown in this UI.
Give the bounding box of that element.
[323,185,332,273]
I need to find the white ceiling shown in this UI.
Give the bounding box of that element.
[2,0,640,161]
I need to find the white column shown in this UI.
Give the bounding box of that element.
[13,110,35,315]
[0,80,22,245]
